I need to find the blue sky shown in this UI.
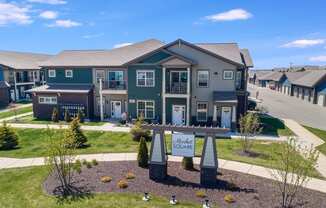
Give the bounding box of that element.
[1,0,326,69]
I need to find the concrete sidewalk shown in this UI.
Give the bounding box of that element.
[0,103,32,113]
[283,119,326,177]
[0,152,325,194]
[0,112,33,123]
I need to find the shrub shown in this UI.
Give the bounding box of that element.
[0,122,19,150]
[137,137,149,168]
[77,109,85,123]
[82,159,87,166]
[86,162,92,169]
[73,160,82,174]
[125,172,135,180]
[224,194,235,203]
[51,107,59,122]
[65,118,88,148]
[64,109,71,123]
[91,159,98,166]
[117,179,128,189]
[182,157,194,170]
[101,176,112,183]
[130,116,151,142]
[195,190,206,198]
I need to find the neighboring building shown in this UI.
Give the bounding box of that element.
[256,71,274,87]
[0,81,10,107]
[281,71,309,96]
[262,72,286,91]
[0,51,52,102]
[29,39,253,130]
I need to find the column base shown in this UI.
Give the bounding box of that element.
[149,163,167,181]
[200,167,217,187]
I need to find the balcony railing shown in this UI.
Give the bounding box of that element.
[102,80,126,90]
[166,82,187,94]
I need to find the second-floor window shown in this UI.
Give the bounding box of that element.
[95,70,105,84]
[108,71,124,89]
[49,70,56,78]
[137,100,155,119]
[223,70,234,80]
[197,70,209,87]
[137,70,154,87]
[65,70,73,78]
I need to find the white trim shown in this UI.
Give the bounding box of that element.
[38,96,57,105]
[137,100,155,119]
[162,67,166,125]
[196,102,208,122]
[48,69,56,78]
[65,69,73,78]
[136,70,155,87]
[223,70,234,80]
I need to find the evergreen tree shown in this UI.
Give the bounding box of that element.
[137,137,149,168]
[64,109,71,123]
[0,122,19,150]
[65,118,87,148]
[130,116,150,141]
[51,107,59,122]
[77,109,84,123]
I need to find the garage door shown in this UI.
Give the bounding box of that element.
[318,94,325,106]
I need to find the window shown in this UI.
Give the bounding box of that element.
[39,96,57,104]
[48,70,56,78]
[197,70,209,87]
[197,102,208,122]
[95,70,105,84]
[136,70,155,87]
[65,70,73,78]
[235,71,242,89]
[137,100,155,119]
[223,70,234,80]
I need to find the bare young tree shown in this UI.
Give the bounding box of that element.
[239,112,261,154]
[270,137,319,208]
[45,126,77,196]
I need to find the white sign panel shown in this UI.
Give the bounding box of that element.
[172,133,195,157]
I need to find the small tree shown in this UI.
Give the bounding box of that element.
[77,109,85,123]
[270,138,319,208]
[64,109,71,123]
[130,116,151,141]
[52,107,59,122]
[137,137,148,168]
[0,122,19,150]
[45,127,77,196]
[65,118,88,148]
[239,112,261,154]
[182,157,194,170]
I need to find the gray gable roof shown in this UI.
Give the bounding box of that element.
[285,71,310,83]
[240,49,254,67]
[292,70,326,87]
[0,51,52,69]
[262,71,286,82]
[40,39,164,67]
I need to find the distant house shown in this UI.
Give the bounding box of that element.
[281,71,309,96]
[256,71,275,87]
[0,51,51,102]
[263,72,287,91]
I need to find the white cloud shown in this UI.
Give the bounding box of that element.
[82,33,104,39]
[113,42,133,48]
[27,0,66,5]
[47,19,81,28]
[281,39,325,48]
[39,11,58,19]
[0,2,32,26]
[309,55,326,62]
[205,9,253,22]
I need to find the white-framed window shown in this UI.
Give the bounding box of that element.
[39,96,57,104]
[197,102,208,122]
[136,70,155,87]
[95,70,105,84]
[197,70,209,87]
[137,100,155,119]
[223,70,234,80]
[65,69,73,78]
[48,69,56,78]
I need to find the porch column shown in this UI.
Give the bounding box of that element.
[213,104,217,122]
[99,78,104,121]
[232,106,236,122]
[13,70,18,101]
[162,67,166,125]
[32,71,36,88]
[186,67,190,126]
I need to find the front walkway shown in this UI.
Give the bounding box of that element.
[0,112,33,123]
[0,103,32,113]
[0,152,325,194]
[283,119,326,177]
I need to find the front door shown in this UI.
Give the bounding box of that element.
[172,105,185,125]
[221,107,232,128]
[111,101,122,118]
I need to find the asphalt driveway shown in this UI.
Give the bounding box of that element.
[248,84,326,130]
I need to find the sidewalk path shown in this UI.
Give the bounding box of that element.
[0,103,32,113]
[0,152,325,194]
[283,119,326,177]
[0,112,33,123]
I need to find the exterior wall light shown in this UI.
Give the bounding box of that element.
[169,195,178,205]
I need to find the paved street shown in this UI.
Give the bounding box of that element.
[248,84,326,130]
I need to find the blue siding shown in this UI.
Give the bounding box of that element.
[0,66,3,81]
[46,68,93,84]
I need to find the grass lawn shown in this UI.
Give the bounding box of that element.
[9,114,106,126]
[0,106,33,119]
[259,115,294,137]
[0,128,321,178]
[0,166,198,208]
[303,125,326,156]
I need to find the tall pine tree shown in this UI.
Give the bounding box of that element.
[0,122,19,150]
[65,118,87,148]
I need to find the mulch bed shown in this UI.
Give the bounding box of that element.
[43,161,326,208]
